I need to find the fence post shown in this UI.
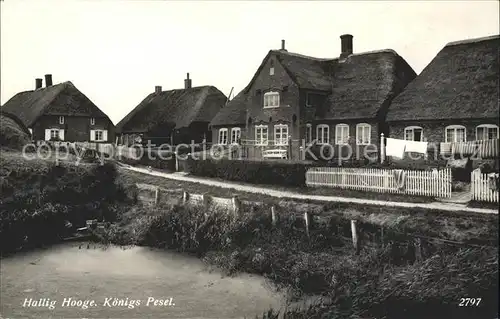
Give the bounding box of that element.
[351,219,359,254]
[175,152,179,172]
[154,187,159,205]
[304,212,310,238]
[232,196,241,216]
[271,206,277,226]
[380,226,385,248]
[380,133,385,164]
[415,237,422,262]
[202,194,210,209]
[182,191,189,205]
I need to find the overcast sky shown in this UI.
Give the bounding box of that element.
[1,0,498,124]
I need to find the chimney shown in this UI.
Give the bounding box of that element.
[184,73,192,89]
[35,78,43,90]
[280,39,287,52]
[340,34,353,58]
[44,74,53,87]
[155,86,162,94]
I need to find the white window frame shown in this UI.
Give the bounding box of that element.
[335,124,349,145]
[59,116,65,124]
[50,129,60,140]
[305,124,312,145]
[90,117,95,125]
[404,126,424,142]
[269,67,275,76]
[230,127,241,144]
[263,91,280,108]
[476,124,499,141]
[274,124,289,146]
[95,130,104,142]
[445,125,466,143]
[356,123,371,145]
[316,124,329,145]
[255,125,268,146]
[218,128,228,145]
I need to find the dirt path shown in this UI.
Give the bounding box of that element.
[122,165,498,215]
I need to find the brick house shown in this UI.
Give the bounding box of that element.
[210,35,416,161]
[1,75,115,143]
[116,73,227,146]
[386,35,499,158]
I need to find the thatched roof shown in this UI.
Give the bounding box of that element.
[210,48,415,126]
[1,81,111,127]
[116,86,227,133]
[210,87,249,127]
[0,111,31,149]
[386,35,500,122]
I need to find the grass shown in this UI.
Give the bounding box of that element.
[102,200,499,319]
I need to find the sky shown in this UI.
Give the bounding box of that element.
[1,0,499,125]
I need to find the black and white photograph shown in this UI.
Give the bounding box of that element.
[0,0,499,318]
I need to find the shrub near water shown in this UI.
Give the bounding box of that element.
[0,162,133,254]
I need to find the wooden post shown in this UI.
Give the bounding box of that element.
[380,133,385,164]
[304,212,310,238]
[351,219,359,253]
[175,152,179,172]
[380,226,385,248]
[182,191,189,205]
[271,206,277,226]
[415,237,422,262]
[232,196,241,216]
[154,187,159,205]
[202,194,210,208]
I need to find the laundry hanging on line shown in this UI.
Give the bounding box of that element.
[404,140,428,154]
[385,138,406,159]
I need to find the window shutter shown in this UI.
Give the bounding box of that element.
[103,130,108,142]
[90,130,95,141]
[45,129,51,141]
[59,129,65,141]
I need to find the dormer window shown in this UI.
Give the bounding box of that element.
[59,116,65,124]
[269,67,275,76]
[263,91,280,108]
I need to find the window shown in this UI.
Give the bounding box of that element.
[316,124,329,144]
[218,128,228,145]
[90,117,95,125]
[263,92,280,108]
[305,93,313,107]
[356,123,371,145]
[274,124,289,145]
[28,128,33,135]
[305,124,312,145]
[476,124,499,141]
[59,116,65,124]
[335,124,349,145]
[269,67,275,76]
[231,127,241,144]
[50,129,60,140]
[445,125,466,143]
[404,126,423,141]
[255,125,268,145]
[90,129,107,142]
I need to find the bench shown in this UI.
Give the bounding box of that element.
[262,149,288,159]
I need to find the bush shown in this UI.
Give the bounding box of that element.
[0,162,133,254]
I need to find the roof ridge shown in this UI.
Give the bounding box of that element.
[273,48,399,61]
[445,35,500,47]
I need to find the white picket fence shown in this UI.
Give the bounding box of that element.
[471,170,499,203]
[306,167,452,198]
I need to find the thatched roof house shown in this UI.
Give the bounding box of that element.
[1,76,114,143]
[386,35,500,145]
[209,35,416,161]
[116,74,227,145]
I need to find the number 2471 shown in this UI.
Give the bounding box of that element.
[459,298,481,307]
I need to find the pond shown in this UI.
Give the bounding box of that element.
[0,242,285,318]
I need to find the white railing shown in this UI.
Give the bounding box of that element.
[471,169,499,203]
[306,167,452,198]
